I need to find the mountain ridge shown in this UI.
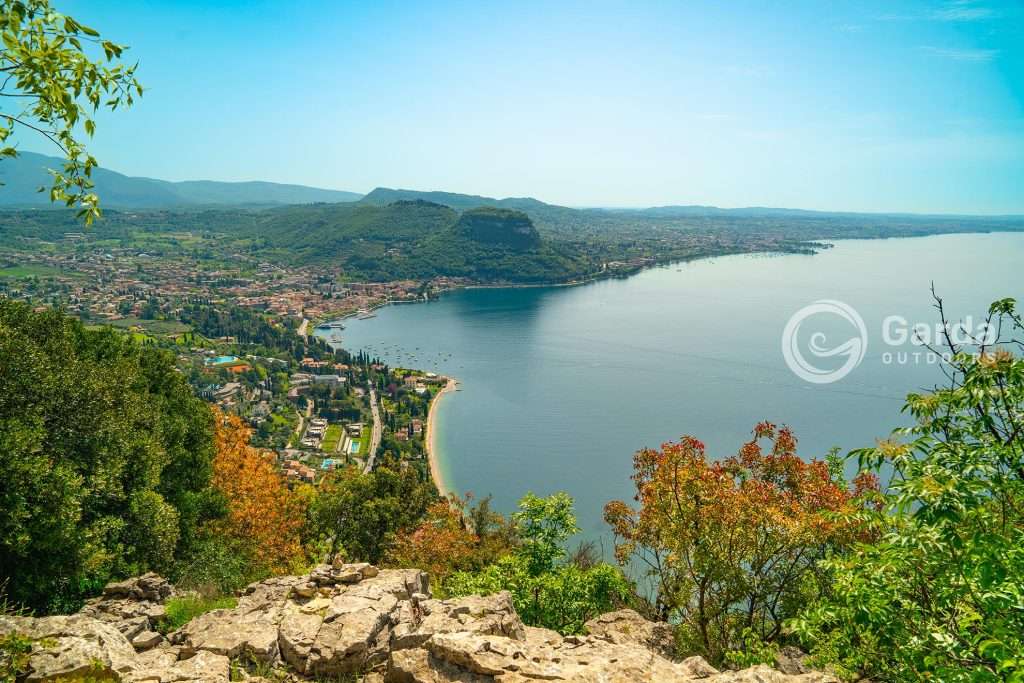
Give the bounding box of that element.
[0,152,363,208]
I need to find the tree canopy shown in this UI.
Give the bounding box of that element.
[792,297,1024,681]
[1,0,142,222]
[0,299,213,611]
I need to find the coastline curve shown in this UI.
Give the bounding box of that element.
[426,377,458,497]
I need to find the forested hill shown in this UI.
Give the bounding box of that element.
[0,152,363,208]
[246,200,593,283]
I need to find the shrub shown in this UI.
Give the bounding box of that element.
[791,297,1024,681]
[604,424,870,664]
[445,493,633,635]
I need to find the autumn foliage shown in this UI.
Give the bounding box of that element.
[210,408,306,574]
[604,422,874,664]
[387,499,479,582]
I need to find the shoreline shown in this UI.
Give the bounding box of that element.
[426,377,458,497]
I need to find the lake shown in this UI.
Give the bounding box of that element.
[319,232,1024,541]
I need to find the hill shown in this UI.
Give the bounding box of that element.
[452,207,542,251]
[359,187,596,236]
[234,200,593,283]
[0,152,363,208]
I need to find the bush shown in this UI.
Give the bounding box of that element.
[171,536,265,597]
[791,297,1024,681]
[445,493,633,635]
[446,555,632,635]
[604,424,870,664]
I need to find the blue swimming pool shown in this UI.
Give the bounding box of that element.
[206,355,239,366]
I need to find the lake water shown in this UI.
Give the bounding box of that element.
[320,233,1024,541]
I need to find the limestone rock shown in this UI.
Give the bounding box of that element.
[0,613,138,682]
[124,649,231,682]
[583,607,677,659]
[131,630,164,651]
[392,592,525,651]
[776,646,813,675]
[81,572,174,642]
[175,604,281,662]
[706,664,836,682]
[0,567,837,683]
[682,655,721,677]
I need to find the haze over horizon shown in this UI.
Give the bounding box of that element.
[28,0,1024,215]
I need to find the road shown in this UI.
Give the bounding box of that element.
[363,385,383,473]
[292,399,313,444]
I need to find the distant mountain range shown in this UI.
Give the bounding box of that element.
[0,152,363,208]
[4,154,1020,220]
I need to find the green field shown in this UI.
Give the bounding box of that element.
[106,317,192,336]
[322,423,343,452]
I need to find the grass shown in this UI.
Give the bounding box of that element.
[158,595,238,634]
[322,424,343,452]
[105,317,192,336]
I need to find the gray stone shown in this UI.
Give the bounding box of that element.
[584,608,678,659]
[0,613,138,682]
[132,630,164,651]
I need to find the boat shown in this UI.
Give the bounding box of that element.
[356,309,377,319]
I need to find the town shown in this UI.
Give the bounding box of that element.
[0,237,456,488]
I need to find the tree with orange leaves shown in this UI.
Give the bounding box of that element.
[604,423,873,665]
[387,499,479,582]
[210,408,306,575]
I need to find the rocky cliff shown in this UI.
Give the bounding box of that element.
[453,208,542,251]
[0,563,835,682]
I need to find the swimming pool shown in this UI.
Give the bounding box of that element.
[206,355,239,366]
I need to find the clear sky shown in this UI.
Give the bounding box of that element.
[33,0,1024,213]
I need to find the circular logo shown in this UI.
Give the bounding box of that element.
[782,300,867,384]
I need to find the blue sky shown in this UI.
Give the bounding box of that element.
[32,0,1024,213]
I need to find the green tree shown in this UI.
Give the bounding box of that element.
[445,493,633,635]
[792,297,1024,681]
[513,491,578,574]
[1,0,143,222]
[0,301,215,612]
[307,465,437,564]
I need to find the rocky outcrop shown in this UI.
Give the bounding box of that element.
[2,567,837,682]
[582,608,677,659]
[454,208,542,251]
[79,572,174,651]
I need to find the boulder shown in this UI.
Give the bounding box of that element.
[583,608,677,659]
[0,613,138,682]
[776,646,813,675]
[81,573,174,641]
[124,648,231,682]
[392,592,525,651]
[388,631,708,682]
[131,630,164,652]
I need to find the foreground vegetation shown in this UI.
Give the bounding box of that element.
[3,295,1023,682]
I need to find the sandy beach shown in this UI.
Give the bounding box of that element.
[426,377,457,497]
